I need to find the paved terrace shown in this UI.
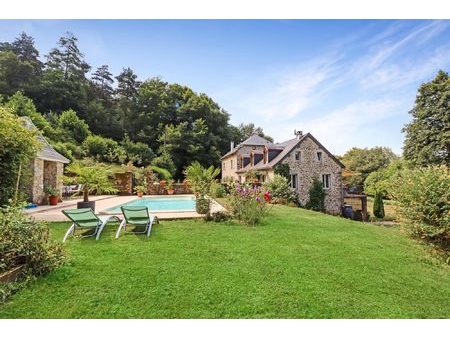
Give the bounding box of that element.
[25,195,225,222]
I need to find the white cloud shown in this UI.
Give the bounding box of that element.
[297,99,405,154]
[219,20,449,154]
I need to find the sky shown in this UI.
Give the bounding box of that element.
[0,19,449,155]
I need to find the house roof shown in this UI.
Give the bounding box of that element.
[221,133,274,159]
[22,117,70,164]
[233,133,344,173]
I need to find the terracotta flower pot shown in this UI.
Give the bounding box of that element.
[167,189,174,195]
[49,195,59,206]
[137,192,144,197]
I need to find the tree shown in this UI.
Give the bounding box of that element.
[389,165,449,247]
[305,177,326,212]
[91,64,114,102]
[236,122,273,143]
[0,33,42,98]
[45,32,90,80]
[0,107,40,206]
[0,51,36,96]
[64,161,118,202]
[364,159,406,198]
[403,70,450,166]
[339,146,398,192]
[151,149,176,177]
[58,109,91,143]
[3,91,51,133]
[373,191,385,219]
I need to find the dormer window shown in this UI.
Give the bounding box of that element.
[317,151,323,163]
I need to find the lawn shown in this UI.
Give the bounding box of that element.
[1,205,449,318]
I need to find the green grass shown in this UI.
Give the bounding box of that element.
[1,205,449,318]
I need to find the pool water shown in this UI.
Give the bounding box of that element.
[106,196,196,213]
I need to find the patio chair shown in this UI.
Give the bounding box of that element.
[62,208,121,242]
[116,206,158,238]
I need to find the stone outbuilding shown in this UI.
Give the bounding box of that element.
[22,117,70,204]
[221,131,345,214]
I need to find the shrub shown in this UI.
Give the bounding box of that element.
[0,204,66,302]
[390,165,449,247]
[373,191,385,219]
[274,163,290,180]
[227,183,270,226]
[364,160,405,198]
[149,166,172,181]
[204,211,230,222]
[264,174,298,205]
[82,135,126,163]
[64,160,118,202]
[121,135,155,166]
[0,107,40,206]
[151,150,176,177]
[59,109,90,144]
[210,181,227,198]
[195,196,211,214]
[305,177,326,212]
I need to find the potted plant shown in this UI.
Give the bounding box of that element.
[134,185,146,198]
[44,184,59,206]
[64,161,118,211]
[184,161,220,214]
[166,179,174,195]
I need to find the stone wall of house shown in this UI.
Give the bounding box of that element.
[280,137,343,214]
[31,158,44,204]
[114,172,133,195]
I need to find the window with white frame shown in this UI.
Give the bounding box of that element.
[290,174,298,189]
[295,151,301,161]
[317,151,323,163]
[322,174,331,189]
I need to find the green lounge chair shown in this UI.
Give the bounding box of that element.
[116,206,158,238]
[62,208,121,242]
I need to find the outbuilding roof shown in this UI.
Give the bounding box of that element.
[22,117,70,164]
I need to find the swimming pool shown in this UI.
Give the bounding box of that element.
[106,196,196,213]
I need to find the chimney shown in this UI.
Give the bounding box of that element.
[230,141,235,150]
[294,129,303,139]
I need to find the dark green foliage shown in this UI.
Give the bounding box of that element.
[403,70,450,166]
[149,166,172,181]
[264,174,299,205]
[305,177,326,212]
[59,109,91,143]
[82,135,126,163]
[274,163,290,180]
[390,165,449,249]
[120,136,155,166]
[339,146,398,191]
[0,32,268,178]
[235,122,273,143]
[151,150,176,177]
[0,108,40,206]
[0,204,65,302]
[195,196,211,214]
[204,211,230,222]
[373,191,385,219]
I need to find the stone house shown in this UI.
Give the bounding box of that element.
[221,132,345,214]
[23,117,70,204]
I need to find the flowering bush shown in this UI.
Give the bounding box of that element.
[227,183,271,226]
[263,174,299,206]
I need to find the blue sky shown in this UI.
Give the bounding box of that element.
[1,20,449,155]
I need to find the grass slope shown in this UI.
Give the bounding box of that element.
[1,205,449,318]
